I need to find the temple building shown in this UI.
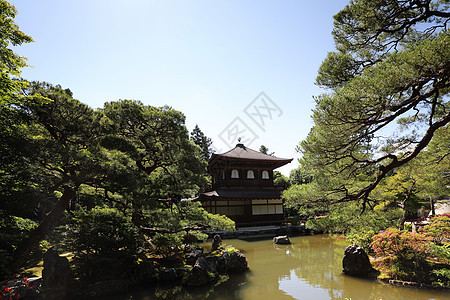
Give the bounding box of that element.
[198,143,292,227]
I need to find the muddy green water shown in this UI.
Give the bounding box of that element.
[107,235,449,299]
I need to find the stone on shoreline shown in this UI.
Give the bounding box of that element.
[342,244,373,276]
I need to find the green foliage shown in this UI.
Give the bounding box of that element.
[183,201,235,231]
[0,215,37,279]
[144,201,235,234]
[190,124,213,161]
[301,202,403,252]
[293,0,450,214]
[224,245,238,253]
[371,228,435,283]
[141,201,233,258]
[282,182,329,221]
[101,100,208,199]
[68,207,141,281]
[370,218,450,285]
[419,214,450,244]
[0,0,33,100]
[390,255,434,283]
[301,202,401,237]
[371,228,430,258]
[1,87,218,272]
[274,171,290,189]
[429,244,450,265]
[346,229,375,253]
[203,212,235,232]
[69,207,140,257]
[431,268,450,287]
[284,215,302,226]
[259,145,274,156]
[289,167,313,185]
[151,233,182,255]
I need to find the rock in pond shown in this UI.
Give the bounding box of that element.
[273,235,291,245]
[224,251,248,273]
[342,244,373,276]
[186,247,203,265]
[185,257,217,286]
[205,254,228,274]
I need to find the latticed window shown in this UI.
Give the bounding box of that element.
[231,169,239,178]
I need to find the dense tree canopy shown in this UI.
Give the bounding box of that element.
[1,82,234,276]
[0,0,33,100]
[8,82,134,270]
[0,3,233,274]
[290,0,449,213]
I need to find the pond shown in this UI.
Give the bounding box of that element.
[103,235,449,299]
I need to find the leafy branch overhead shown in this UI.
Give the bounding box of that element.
[296,0,449,211]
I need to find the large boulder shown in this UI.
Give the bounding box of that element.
[40,248,72,300]
[185,257,216,286]
[273,235,291,245]
[186,248,203,265]
[204,254,228,274]
[342,244,373,276]
[225,251,248,273]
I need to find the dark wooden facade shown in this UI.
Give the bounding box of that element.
[199,143,292,227]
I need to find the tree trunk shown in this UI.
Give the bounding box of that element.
[430,198,436,217]
[398,209,407,230]
[11,186,76,272]
[397,181,416,230]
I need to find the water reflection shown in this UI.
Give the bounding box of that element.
[101,235,449,299]
[226,235,448,300]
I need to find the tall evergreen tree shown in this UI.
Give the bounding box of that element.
[190,124,213,161]
[0,0,33,101]
[291,0,449,213]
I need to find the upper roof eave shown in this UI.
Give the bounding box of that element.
[208,144,292,167]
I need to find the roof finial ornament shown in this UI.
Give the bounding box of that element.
[238,137,241,143]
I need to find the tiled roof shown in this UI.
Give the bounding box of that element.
[210,144,292,163]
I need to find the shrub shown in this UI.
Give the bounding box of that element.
[419,214,450,244]
[370,228,435,283]
[346,229,375,253]
[305,203,402,235]
[152,232,182,255]
[284,215,302,226]
[429,243,450,264]
[371,228,430,259]
[0,215,37,279]
[431,268,450,287]
[67,207,141,281]
[69,207,140,257]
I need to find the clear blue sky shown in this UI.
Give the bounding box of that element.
[11,0,350,175]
